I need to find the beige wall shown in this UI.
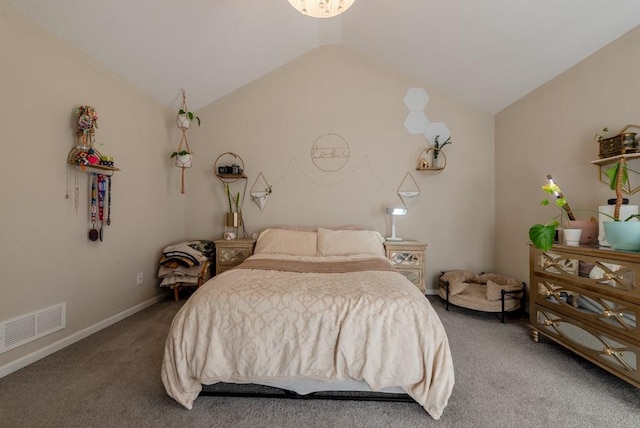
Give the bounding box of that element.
[185,46,496,289]
[0,3,184,370]
[495,26,640,290]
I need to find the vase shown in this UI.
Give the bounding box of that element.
[603,221,640,251]
[226,212,242,228]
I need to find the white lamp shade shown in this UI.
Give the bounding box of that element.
[288,0,355,18]
[386,206,408,216]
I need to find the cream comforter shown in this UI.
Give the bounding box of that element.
[161,254,454,419]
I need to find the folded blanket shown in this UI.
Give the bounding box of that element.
[158,264,204,278]
[160,240,215,267]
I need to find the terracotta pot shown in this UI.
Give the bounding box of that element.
[568,220,599,244]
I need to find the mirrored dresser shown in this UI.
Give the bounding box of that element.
[529,244,640,387]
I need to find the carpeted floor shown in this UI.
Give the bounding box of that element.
[1,295,639,428]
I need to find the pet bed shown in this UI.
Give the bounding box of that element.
[439,270,525,322]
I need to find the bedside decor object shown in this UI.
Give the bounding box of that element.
[172,89,200,194]
[385,206,408,241]
[287,0,355,18]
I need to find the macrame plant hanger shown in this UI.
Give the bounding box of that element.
[175,89,193,194]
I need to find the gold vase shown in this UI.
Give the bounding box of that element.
[226,212,243,228]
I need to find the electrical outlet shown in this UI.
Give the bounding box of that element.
[136,272,143,286]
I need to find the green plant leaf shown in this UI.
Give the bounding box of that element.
[529,224,557,251]
[605,163,628,190]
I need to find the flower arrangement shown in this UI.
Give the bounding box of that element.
[432,135,452,159]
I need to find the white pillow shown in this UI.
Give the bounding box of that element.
[317,228,385,256]
[254,228,318,256]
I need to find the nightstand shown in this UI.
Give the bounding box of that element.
[214,238,256,275]
[383,240,427,293]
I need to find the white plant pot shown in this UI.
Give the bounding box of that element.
[177,114,190,130]
[175,153,192,168]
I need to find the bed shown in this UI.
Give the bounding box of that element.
[161,227,455,419]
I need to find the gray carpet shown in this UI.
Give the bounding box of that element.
[1,295,639,428]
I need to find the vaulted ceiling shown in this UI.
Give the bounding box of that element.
[8,0,640,114]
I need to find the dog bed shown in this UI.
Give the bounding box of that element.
[438,270,525,322]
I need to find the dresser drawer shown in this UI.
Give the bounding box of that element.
[396,268,424,293]
[532,305,640,387]
[387,249,423,268]
[533,275,639,341]
[533,248,640,303]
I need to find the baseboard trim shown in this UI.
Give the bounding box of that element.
[425,289,439,296]
[0,292,169,378]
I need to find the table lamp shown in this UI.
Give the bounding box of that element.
[386,206,408,241]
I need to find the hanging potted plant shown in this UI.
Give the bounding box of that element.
[170,149,193,168]
[172,89,200,194]
[176,109,201,131]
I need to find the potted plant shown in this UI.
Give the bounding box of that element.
[171,149,192,168]
[177,109,201,130]
[529,162,640,251]
[225,182,242,229]
[528,178,581,251]
[601,157,640,250]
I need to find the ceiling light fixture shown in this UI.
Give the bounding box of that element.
[287,0,355,18]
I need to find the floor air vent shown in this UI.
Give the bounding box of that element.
[1,303,66,353]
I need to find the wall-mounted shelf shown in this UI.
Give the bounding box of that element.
[216,173,247,180]
[416,147,446,174]
[214,152,246,183]
[67,144,120,176]
[590,153,640,166]
[73,164,120,177]
[591,153,640,195]
[416,166,444,172]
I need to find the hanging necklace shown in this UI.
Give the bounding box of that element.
[106,176,112,226]
[75,170,79,215]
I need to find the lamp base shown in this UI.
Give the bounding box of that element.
[385,236,403,241]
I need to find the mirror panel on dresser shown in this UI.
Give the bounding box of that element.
[529,244,640,387]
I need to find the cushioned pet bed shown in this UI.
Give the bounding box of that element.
[161,228,455,420]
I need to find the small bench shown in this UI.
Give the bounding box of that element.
[439,270,525,322]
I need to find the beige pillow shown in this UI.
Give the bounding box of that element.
[486,279,524,301]
[317,228,385,256]
[440,270,476,296]
[254,228,318,256]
